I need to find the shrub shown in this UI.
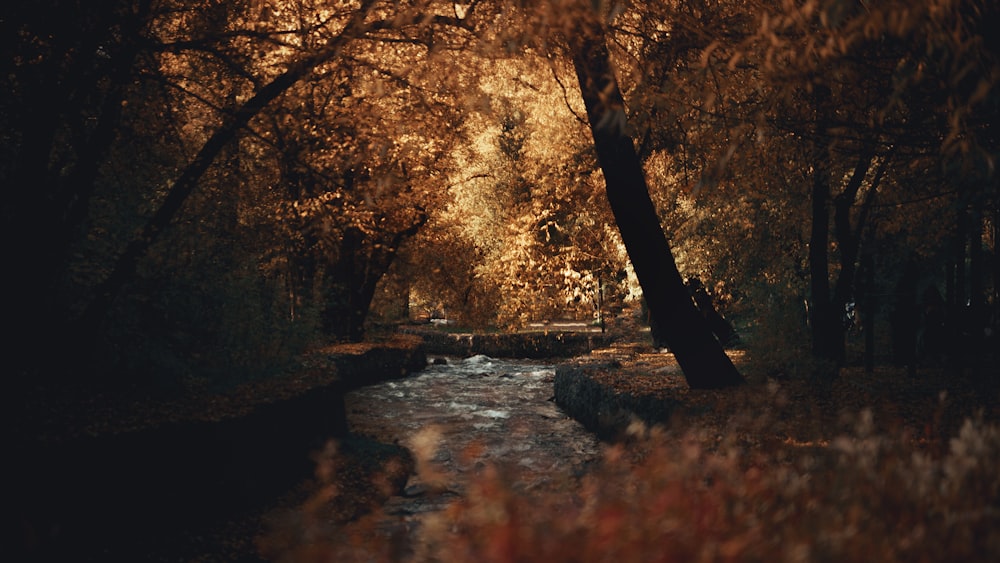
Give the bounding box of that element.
[288,409,1000,562]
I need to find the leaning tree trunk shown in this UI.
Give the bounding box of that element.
[570,21,743,389]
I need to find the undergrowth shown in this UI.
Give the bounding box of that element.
[263,393,1000,562]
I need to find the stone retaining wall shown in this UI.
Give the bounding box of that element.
[554,363,684,441]
[400,325,611,358]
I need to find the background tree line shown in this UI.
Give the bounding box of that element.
[2,0,996,394]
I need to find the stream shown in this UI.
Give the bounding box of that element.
[341,354,602,551]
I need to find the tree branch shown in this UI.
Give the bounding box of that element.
[77,0,381,333]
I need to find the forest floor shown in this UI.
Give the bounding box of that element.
[581,342,1000,449]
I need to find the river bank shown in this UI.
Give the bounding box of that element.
[14,328,617,562]
[13,335,425,563]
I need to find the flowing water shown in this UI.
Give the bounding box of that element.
[342,354,602,550]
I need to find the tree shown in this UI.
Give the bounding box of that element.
[2,0,156,384]
[417,52,629,331]
[569,10,744,389]
[609,0,997,375]
[749,0,999,370]
[259,14,467,342]
[3,0,485,387]
[75,0,385,343]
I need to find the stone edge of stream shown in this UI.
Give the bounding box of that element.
[400,325,613,358]
[553,362,686,441]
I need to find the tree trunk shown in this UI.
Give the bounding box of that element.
[570,22,743,389]
[808,86,843,369]
[891,257,920,376]
[861,253,876,373]
[832,153,874,313]
[322,210,426,342]
[689,279,739,348]
[830,150,889,368]
[323,228,370,342]
[969,205,985,351]
[951,208,968,371]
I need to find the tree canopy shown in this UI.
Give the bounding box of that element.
[2,0,996,390]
